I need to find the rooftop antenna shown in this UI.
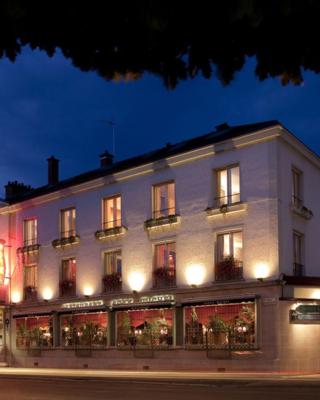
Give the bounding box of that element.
[100,119,116,156]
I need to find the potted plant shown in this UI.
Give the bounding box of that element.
[16,324,28,348]
[207,316,227,346]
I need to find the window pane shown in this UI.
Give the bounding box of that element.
[233,231,243,261]
[24,219,37,245]
[155,244,166,268]
[223,233,230,258]
[231,166,240,203]
[62,258,76,281]
[24,265,37,287]
[153,183,175,218]
[104,196,121,228]
[61,209,76,237]
[167,242,176,272]
[218,170,228,201]
[292,169,301,206]
[104,251,122,275]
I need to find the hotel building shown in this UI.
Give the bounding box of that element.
[0,120,320,371]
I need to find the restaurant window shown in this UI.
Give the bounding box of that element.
[153,242,176,288]
[292,167,303,208]
[103,250,122,292]
[60,208,76,238]
[293,231,304,276]
[16,316,53,348]
[153,182,175,219]
[215,231,243,281]
[103,195,121,229]
[23,264,37,301]
[60,257,76,297]
[61,312,108,348]
[184,301,256,349]
[23,218,37,246]
[117,309,173,347]
[216,165,240,207]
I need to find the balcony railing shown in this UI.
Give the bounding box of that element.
[215,193,240,208]
[95,225,127,240]
[152,207,176,220]
[144,214,180,230]
[52,232,80,248]
[23,286,38,302]
[215,258,243,282]
[293,263,304,277]
[102,273,122,292]
[153,268,176,289]
[60,280,76,297]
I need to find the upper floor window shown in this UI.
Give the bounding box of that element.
[23,264,37,301]
[153,242,176,288]
[103,250,122,292]
[153,182,175,219]
[293,231,304,276]
[215,231,243,281]
[103,195,121,229]
[216,165,240,207]
[292,167,302,208]
[60,208,76,238]
[60,257,76,297]
[23,218,37,246]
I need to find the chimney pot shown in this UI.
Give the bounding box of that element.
[47,156,59,185]
[100,150,114,168]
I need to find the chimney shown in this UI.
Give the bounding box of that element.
[100,150,114,168]
[5,181,33,201]
[47,156,59,185]
[215,122,230,132]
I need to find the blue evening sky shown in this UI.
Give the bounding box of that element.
[0,48,319,197]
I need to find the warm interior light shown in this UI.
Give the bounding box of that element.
[128,271,145,292]
[11,291,21,304]
[185,264,206,286]
[255,262,269,280]
[42,287,53,301]
[83,286,94,297]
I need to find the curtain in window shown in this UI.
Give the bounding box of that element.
[24,265,37,287]
[23,219,37,245]
[61,209,76,237]
[62,258,76,281]
[104,196,121,228]
[104,251,122,275]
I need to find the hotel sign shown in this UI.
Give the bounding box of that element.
[111,294,175,308]
[62,300,104,309]
[290,304,320,323]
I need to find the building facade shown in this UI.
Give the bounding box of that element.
[0,120,320,371]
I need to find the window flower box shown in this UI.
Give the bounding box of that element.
[291,203,313,220]
[153,268,176,289]
[95,226,127,240]
[102,273,122,292]
[60,280,76,297]
[144,214,180,230]
[215,256,243,282]
[52,235,80,249]
[17,244,41,254]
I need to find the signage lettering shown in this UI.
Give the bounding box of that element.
[290,304,320,323]
[111,294,175,307]
[62,300,104,309]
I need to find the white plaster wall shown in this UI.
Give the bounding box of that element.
[7,136,281,300]
[277,138,320,276]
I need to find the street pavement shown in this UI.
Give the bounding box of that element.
[0,369,320,399]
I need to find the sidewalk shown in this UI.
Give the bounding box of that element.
[0,368,319,384]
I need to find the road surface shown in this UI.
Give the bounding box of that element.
[0,377,320,400]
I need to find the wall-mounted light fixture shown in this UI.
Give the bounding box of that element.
[185,263,206,287]
[254,262,269,282]
[83,286,94,298]
[42,287,53,302]
[128,271,145,293]
[11,291,21,304]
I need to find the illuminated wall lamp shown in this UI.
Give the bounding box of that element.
[11,291,21,304]
[128,271,145,294]
[83,286,94,298]
[255,262,269,282]
[43,288,54,302]
[185,264,206,288]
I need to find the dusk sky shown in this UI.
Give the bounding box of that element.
[0,47,319,198]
